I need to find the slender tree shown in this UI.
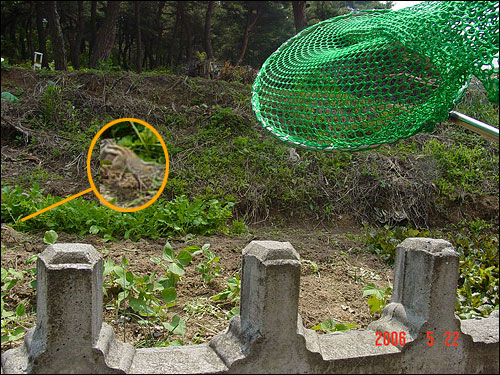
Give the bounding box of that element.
[89,1,97,58]
[46,1,67,70]
[90,1,121,69]
[182,8,193,66]
[26,1,34,61]
[35,1,49,68]
[135,1,142,73]
[203,1,215,60]
[153,1,166,68]
[169,1,183,68]
[66,1,84,69]
[292,1,307,33]
[236,4,262,66]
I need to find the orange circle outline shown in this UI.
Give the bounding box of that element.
[86,118,169,213]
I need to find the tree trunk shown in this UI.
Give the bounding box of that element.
[135,1,142,73]
[123,30,131,70]
[9,23,17,61]
[183,12,193,66]
[170,1,183,68]
[69,1,84,69]
[90,1,121,69]
[89,1,97,58]
[144,39,154,70]
[46,1,67,70]
[35,2,49,68]
[203,1,215,60]
[19,28,27,61]
[27,2,35,61]
[128,33,132,67]
[153,1,166,68]
[292,1,308,33]
[117,22,123,68]
[236,8,261,67]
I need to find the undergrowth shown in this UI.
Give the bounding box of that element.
[364,219,499,319]
[1,183,238,241]
[2,67,497,227]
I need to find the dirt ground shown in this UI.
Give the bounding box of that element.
[1,220,393,351]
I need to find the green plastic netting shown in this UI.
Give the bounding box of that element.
[251,1,499,152]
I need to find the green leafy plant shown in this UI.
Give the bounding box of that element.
[1,184,235,241]
[211,273,241,319]
[1,248,32,344]
[311,317,356,333]
[195,244,221,284]
[447,220,499,319]
[301,259,320,276]
[43,230,58,244]
[151,241,202,289]
[229,219,249,235]
[364,225,430,265]
[102,241,202,347]
[211,273,240,304]
[424,138,498,200]
[362,283,392,315]
[364,221,498,320]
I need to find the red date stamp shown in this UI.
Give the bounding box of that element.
[375,331,406,346]
[426,331,460,346]
[375,331,460,347]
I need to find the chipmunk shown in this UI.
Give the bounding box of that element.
[100,139,159,190]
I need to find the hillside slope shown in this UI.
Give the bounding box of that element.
[1,67,498,229]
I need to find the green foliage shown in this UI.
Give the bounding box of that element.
[211,273,241,319]
[311,317,356,333]
[1,248,35,344]
[301,259,320,276]
[364,221,499,319]
[150,241,201,289]
[1,57,11,68]
[362,283,392,315]
[1,184,235,241]
[43,230,58,244]
[424,138,498,199]
[209,106,246,133]
[102,241,205,347]
[40,85,81,131]
[109,122,164,163]
[146,66,175,75]
[97,58,120,72]
[104,256,170,316]
[194,244,221,284]
[229,219,249,235]
[1,92,19,103]
[446,220,499,319]
[364,225,430,264]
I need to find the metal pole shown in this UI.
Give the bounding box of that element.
[448,111,499,143]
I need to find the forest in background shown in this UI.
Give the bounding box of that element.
[1,1,392,74]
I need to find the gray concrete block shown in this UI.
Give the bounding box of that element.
[367,238,496,373]
[1,244,135,374]
[129,344,227,374]
[209,241,325,373]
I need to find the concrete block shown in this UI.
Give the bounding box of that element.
[1,244,135,374]
[209,241,324,373]
[367,238,491,373]
[129,344,227,374]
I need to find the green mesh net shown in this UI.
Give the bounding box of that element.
[251,1,499,152]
